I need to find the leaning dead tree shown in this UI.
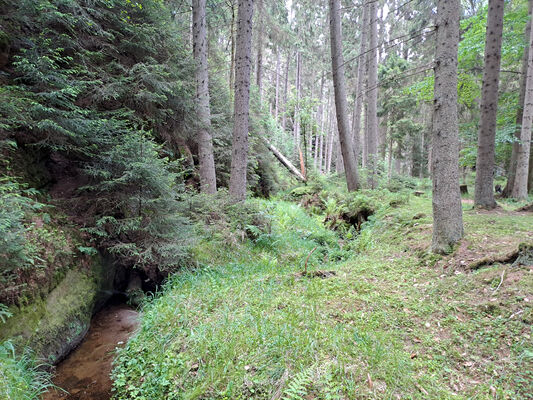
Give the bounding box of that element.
[263,139,307,182]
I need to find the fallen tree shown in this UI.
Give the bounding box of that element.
[263,139,307,182]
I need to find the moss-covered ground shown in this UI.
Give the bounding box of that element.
[112,191,533,400]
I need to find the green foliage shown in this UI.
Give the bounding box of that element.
[83,131,194,274]
[282,367,313,400]
[0,341,54,400]
[112,193,533,399]
[0,176,44,282]
[0,303,12,322]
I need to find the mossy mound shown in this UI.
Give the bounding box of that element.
[0,254,115,364]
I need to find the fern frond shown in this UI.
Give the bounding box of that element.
[282,367,314,400]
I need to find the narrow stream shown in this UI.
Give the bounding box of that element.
[43,300,139,400]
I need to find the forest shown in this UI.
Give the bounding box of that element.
[0,0,532,399]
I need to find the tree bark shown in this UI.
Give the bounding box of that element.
[352,1,369,165]
[229,0,236,100]
[529,146,533,193]
[504,1,532,197]
[366,0,379,188]
[474,0,504,209]
[229,0,254,201]
[315,74,325,170]
[328,0,360,191]
[192,0,217,194]
[281,51,290,132]
[511,13,533,200]
[274,48,280,121]
[293,52,302,155]
[431,0,464,253]
[326,102,335,174]
[379,114,387,159]
[255,0,264,105]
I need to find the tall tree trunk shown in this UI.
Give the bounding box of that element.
[282,51,290,131]
[511,15,533,200]
[229,1,236,101]
[352,1,369,164]
[293,52,301,155]
[474,0,504,209]
[363,103,368,167]
[504,1,532,197]
[388,138,394,179]
[527,147,533,193]
[192,0,217,193]
[315,74,325,170]
[321,93,331,173]
[366,0,379,188]
[327,103,335,173]
[329,0,360,191]
[274,48,280,121]
[379,113,387,159]
[229,0,254,201]
[255,0,264,105]
[431,0,464,253]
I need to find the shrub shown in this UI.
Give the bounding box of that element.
[82,131,194,278]
[0,176,44,285]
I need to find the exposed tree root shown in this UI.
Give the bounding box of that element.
[469,242,533,270]
[517,202,533,212]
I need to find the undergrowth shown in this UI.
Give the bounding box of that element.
[0,341,54,400]
[112,190,532,399]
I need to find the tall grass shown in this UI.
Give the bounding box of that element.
[0,341,54,400]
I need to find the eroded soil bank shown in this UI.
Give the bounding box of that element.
[43,302,139,400]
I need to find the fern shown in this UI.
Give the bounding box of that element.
[321,372,343,400]
[282,367,314,400]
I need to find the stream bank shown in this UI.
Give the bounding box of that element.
[43,300,139,400]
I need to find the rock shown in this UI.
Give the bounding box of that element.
[126,272,144,307]
[0,253,116,364]
[513,243,533,267]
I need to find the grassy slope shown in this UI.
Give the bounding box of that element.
[112,194,532,400]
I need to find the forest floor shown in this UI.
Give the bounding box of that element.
[112,192,532,400]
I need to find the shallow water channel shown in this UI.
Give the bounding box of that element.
[43,301,139,400]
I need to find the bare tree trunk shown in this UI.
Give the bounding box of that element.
[326,104,335,174]
[352,1,369,164]
[388,138,393,180]
[321,93,331,173]
[431,0,464,253]
[193,0,217,193]
[329,0,360,190]
[512,15,533,200]
[366,0,379,188]
[363,103,368,168]
[314,74,325,170]
[474,0,504,209]
[229,1,236,101]
[264,140,306,181]
[379,114,387,159]
[281,51,290,132]
[275,48,280,121]
[527,147,533,193]
[229,0,254,201]
[504,1,532,197]
[293,52,301,155]
[336,129,344,174]
[255,0,264,105]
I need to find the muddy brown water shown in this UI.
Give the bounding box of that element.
[43,302,139,400]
